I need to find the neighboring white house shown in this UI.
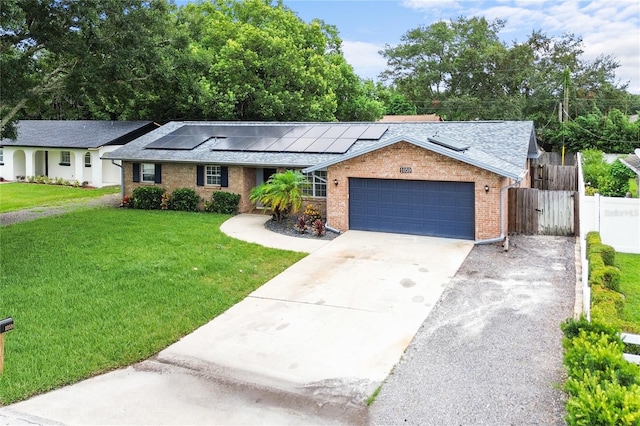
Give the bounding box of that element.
[0,120,157,187]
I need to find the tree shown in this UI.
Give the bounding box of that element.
[1,0,182,138]
[379,17,632,149]
[546,108,640,153]
[176,0,382,122]
[249,170,308,222]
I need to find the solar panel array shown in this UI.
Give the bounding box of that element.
[145,124,388,153]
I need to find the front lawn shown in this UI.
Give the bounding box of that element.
[618,252,640,327]
[0,209,304,404]
[0,183,119,213]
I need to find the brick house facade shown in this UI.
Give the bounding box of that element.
[105,121,539,242]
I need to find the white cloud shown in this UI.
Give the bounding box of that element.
[342,40,388,80]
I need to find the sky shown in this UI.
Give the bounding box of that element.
[281,0,640,94]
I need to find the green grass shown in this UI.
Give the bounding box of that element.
[629,178,638,198]
[618,253,640,327]
[0,208,305,404]
[0,183,119,213]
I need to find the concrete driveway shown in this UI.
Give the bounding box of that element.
[1,220,473,425]
[160,231,473,405]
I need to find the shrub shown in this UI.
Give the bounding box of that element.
[586,231,602,249]
[311,219,326,237]
[160,193,171,210]
[294,216,307,233]
[561,316,618,340]
[561,318,640,425]
[303,204,322,223]
[600,244,616,266]
[591,266,622,292]
[588,252,605,275]
[565,372,640,426]
[592,285,625,316]
[131,186,165,210]
[120,195,133,208]
[206,192,241,214]
[169,188,200,212]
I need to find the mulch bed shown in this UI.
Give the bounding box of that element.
[263,215,340,240]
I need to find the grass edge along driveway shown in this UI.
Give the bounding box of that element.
[0,208,305,404]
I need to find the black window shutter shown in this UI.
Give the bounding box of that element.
[221,166,228,187]
[154,164,162,183]
[133,163,140,182]
[196,165,204,186]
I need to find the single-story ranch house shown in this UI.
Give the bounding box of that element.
[103,120,539,241]
[0,120,158,187]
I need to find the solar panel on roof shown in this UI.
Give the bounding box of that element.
[245,137,279,151]
[145,134,210,150]
[147,123,388,153]
[262,137,298,152]
[327,138,358,153]
[282,126,314,138]
[322,126,349,138]
[359,126,388,140]
[340,126,369,139]
[428,136,469,152]
[304,138,338,153]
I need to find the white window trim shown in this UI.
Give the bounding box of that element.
[303,170,327,198]
[0,148,3,164]
[84,152,91,167]
[205,165,221,186]
[141,163,155,183]
[60,151,71,166]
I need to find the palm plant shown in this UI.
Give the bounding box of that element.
[249,170,309,222]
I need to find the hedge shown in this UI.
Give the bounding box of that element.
[561,317,640,425]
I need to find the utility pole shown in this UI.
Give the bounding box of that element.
[561,69,570,166]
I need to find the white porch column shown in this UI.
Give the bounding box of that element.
[73,150,84,183]
[24,149,35,177]
[91,151,102,187]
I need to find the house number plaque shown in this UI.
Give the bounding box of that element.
[400,167,412,173]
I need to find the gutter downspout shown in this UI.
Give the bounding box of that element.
[475,179,522,246]
[325,223,341,235]
[111,160,124,201]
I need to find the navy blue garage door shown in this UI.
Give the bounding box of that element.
[349,178,475,239]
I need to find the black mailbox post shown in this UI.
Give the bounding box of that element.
[0,317,13,334]
[0,317,14,373]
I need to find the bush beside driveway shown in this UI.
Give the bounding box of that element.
[369,235,575,425]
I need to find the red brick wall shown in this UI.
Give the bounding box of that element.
[123,162,254,212]
[326,142,513,240]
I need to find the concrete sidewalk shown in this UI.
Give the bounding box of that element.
[1,216,473,425]
[220,213,330,253]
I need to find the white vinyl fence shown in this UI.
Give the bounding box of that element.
[576,152,639,320]
[577,153,640,255]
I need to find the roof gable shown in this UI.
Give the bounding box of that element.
[304,121,538,181]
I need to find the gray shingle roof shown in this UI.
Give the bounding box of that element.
[0,120,156,149]
[103,120,538,180]
[620,153,640,176]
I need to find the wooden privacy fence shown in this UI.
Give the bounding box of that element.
[530,164,578,191]
[508,188,577,236]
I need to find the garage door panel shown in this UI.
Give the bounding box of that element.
[349,178,475,239]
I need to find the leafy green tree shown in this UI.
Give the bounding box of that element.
[380,16,633,149]
[1,0,182,137]
[249,170,308,222]
[177,0,382,122]
[548,108,640,153]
